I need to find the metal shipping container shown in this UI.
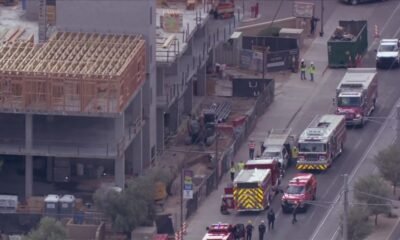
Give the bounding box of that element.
[327,20,368,68]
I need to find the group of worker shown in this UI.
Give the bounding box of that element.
[300,59,316,82]
[238,203,300,240]
[236,208,275,240]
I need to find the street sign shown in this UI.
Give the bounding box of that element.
[183,169,193,199]
[183,190,193,199]
[293,1,315,18]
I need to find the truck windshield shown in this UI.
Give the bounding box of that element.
[338,96,361,107]
[287,185,305,194]
[379,45,396,52]
[298,143,326,153]
[262,151,281,158]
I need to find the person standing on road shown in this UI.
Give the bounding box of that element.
[308,62,316,82]
[248,139,256,159]
[291,146,299,162]
[300,59,307,80]
[246,220,254,240]
[258,220,266,240]
[267,208,275,230]
[292,201,300,224]
[230,162,236,182]
[260,141,266,156]
[310,16,319,35]
[238,160,245,172]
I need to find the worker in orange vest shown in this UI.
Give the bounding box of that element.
[248,139,256,159]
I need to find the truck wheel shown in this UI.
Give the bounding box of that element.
[373,99,376,111]
[351,0,359,5]
[339,143,344,155]
[358,118,364,128]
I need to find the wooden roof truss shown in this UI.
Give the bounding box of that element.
[0,32,146,115]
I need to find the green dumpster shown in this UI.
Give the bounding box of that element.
[327,20,368,68]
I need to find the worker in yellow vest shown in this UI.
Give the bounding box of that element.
[308,62,316,82]
[300,59,307,80]
[291,146,299,162]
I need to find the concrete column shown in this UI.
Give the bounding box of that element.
[46,157,53,182]
[196,65,207,96]
[184,79,193,114]
[156,108,165,154]
[114,114,125,188]
[132,130,143,175]
[25,114,33,198]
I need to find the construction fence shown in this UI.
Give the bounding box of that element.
[185,78,275,219]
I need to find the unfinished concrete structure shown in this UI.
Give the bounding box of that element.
[0,31,148,197]
[155,1,237,152]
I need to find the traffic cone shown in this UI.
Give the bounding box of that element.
[374,25,380,39]
[182,222,188,235]
[175,231,181,240]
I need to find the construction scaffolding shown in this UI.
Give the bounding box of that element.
[0,32,146,115]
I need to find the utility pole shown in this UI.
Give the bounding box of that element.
[262,49,265,79]
[343,174,349,240]
[215,130,220,188]
[397,104,400,144]
[180,169,184,239]
[319,0,324,37]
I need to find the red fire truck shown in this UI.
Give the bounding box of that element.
[202,223,235,240]
[281,173,317,213]
[335,68,378,127]
[223,168,273,212]
[296,114,346,171]
[244,159,281,187]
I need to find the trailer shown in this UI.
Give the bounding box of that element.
[327,20,368,68]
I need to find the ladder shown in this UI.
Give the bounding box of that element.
[38,0,47,43]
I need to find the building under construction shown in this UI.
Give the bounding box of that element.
[0,0,157,198]
[4,0,237,197]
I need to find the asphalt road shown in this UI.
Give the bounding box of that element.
[187,0,400,240]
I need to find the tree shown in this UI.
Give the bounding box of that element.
[93,175,157,235]
[23,217,67,240]
[340,205,372,240]
[354,175,392,225]
[375,144,400,195]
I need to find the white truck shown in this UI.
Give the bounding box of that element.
[261,128,295,169]
[376,39,400,69]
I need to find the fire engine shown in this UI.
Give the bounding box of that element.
[222,159,280,213]
[335,68,378,127]
[202,223,234,240]
[231,168,272,212]
[296,114,346,171]
[244,159,281,187]
[281,173,317,213]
